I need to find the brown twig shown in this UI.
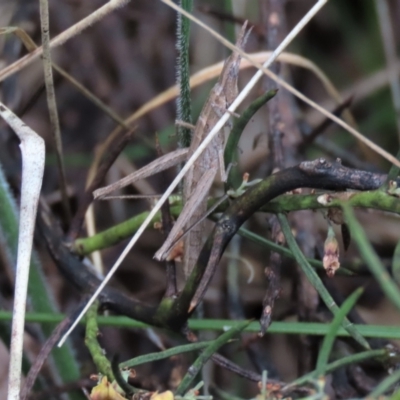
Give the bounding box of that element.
[299,96,354,152]
[259,0,288,337]
[260,226,282,335]
[39,0,71,224]
[211,353,263,382]
[29,379,94,400]
[67,128,135,239]
[168,159,397,328]
[20,301,87,400]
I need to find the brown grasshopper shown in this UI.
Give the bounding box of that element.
[155,23,249,276]
[93,23,249,277]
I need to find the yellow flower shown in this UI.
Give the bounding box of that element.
[90,376,127,400]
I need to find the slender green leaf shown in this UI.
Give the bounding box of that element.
[224,89,277,189]
[119,341,213,369]
[316,288,364,376]
[277,213,369,349]
[3,311,400,339]
[85,301,114,381]
[176,320,251,395]
[342,204,400,312]
[291,348,389,387]
[370,367,400,397]
[238,226,354,275]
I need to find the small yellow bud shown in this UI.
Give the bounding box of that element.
[90,376,126,400]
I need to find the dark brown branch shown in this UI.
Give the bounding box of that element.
[39,160,399,334]
[168,159,397,328]
[38,199,158,325]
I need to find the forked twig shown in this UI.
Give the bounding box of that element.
[58,0,329,347]
[0,103,45,400]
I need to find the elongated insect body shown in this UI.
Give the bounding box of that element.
[155,23,249,277]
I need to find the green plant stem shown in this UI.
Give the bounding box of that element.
[315,288,364,376]
[2,312,400,338]
[176,0,193,148]
[261,190,400,214]
[176,320,251,395]
[342,204,400,312]
[73,205,182,255]
[120,340,213,369]
[277,213,369,350]
[85,301,115,381]
[370,367,400,397]
[74,189,400,256]
[289,348,389,387]
[237,227,353,275]
[224,90,277,189]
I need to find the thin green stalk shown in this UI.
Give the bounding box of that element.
[176,0,193,148]
[290,348,389,387]
[73,205,182,255]
[370,367,400,397]
[72,206,345,274]
[176,320,251,396]
[261,190,400,215]
[224,89,277,189]
[238,227,353,275]
[2,312,400,338]
[342,204,400,312]
[391,388,400,400]
[315,288,364,376]
[73,189,400,257]
[120,341,213,369]
[277,213,369,350]
[0,165,80,395]
[85,301,114,381]
[39,0,71,221]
